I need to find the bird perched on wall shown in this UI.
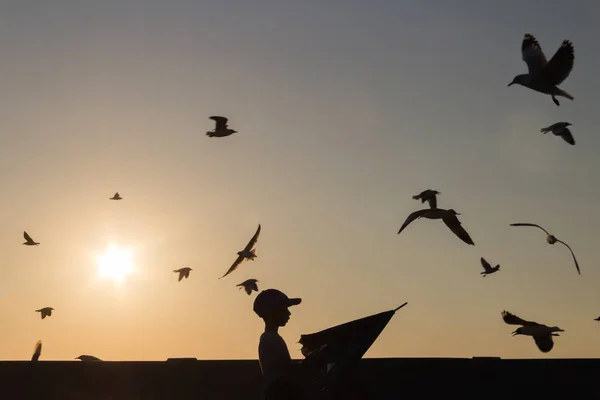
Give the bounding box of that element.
[206,116,237,137]
[541,122,575,145]
[174,267,193,282]
[31,340,42,362]
[510,223,580,275]
[508,33,574,106]
[412,189,440,209]
[237,279,259,295]
[501,310,564,353]
[76,355,103,361]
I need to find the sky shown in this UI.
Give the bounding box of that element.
[0,0,600,361]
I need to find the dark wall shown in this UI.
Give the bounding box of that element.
[0,357,597,399]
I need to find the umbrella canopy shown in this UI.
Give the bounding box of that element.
[299,302,408,364]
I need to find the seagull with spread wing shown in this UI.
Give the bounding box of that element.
[510,222,580,275]
[174,267,193,282]
[36,307,54,319]
[412,189,440,209]
[508,33,574,106]
[480,257,500,277]
[237,279,259,295]
[31,340,42,362]
[397,208,474,245]
[206,116,237,137]
[109,192,122,200]
[220,224,261,279]
[541,122,575,145]
[501,310,564,353]
[23,231,39,246]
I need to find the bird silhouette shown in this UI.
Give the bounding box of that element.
[508,33,574,106]
[23,231,39,246]
[206,116,237,137]
[220,224,261,279]
[109,192,122,200]
[237,279,259,295]
[541,122,575,145]
[36,307,54,319]
[174,267,193,282]
[412,189,440,209]
[480,257,500,277]
[31,340,42,362]
[76,355,102,361]
[397,208,474,245]
[502,310,564,353]
[510,223,580,275]
[594,317,600,322]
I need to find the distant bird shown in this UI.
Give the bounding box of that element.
[541,122,575,145]
[220,224,261,279]
[508,33,574,106]
[501,310,564,353]
[174,267,193,282]
[412,189,440,209]
[397,208,474,245]
[76,355,102,362]
[36,307,54,319]
[31,340,42,362]
[237,279,259,295]
[109,192,122,200]
[23,231,39,246]
[510,223,580,275]
[480,257,500,277]
[206,116,237,138]
[594,317,600,322]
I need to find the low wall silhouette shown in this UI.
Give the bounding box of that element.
[0,357,597,399]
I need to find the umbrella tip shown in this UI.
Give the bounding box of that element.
[393,302,408,312]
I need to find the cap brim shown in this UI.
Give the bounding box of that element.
[287,298,302,307]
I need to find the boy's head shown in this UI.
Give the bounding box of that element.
[253,289,301,327]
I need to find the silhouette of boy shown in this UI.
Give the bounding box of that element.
[254,288,305,399]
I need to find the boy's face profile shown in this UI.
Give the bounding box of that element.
[265,306,291,327]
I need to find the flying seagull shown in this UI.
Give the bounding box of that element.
[501,310,564,353]
[397,208,474,245]
[510,223,580,275]
[23,231,39,246]
[206,116,237,138]
[541,122,575,145]
[237,279,259,295]
[109,192,122,200]
[508,33,574,106]
[220,224,261,279]
[36,307,54,319]
[594,317,600,322]
[76,355,103,361]
[31,340,42,362]
[480,257,500,277]
[412,189,440,209]
[174,267,193,282]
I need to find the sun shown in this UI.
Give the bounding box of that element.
[95,244,134,284]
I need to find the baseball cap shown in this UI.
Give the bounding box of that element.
[253,289,302,318]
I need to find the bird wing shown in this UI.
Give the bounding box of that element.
[560,128,575,145]
[397,209,429,234]
[543,40,574,86]
[442,214,474,245]
[521,33,547,76]
[220,254,244,279]
[501,310,539,327]
[509,223,551,236]
[32,340,42,362]
[251,281,259,292]
[24,231,33,242]
[480,257,492,272]
[556,239,580,275]
[210,116,228,130]
[243,224,261,252]
[178,272,184,281]
[533,335,554,353]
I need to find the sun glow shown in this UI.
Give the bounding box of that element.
[95,244,134,284]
